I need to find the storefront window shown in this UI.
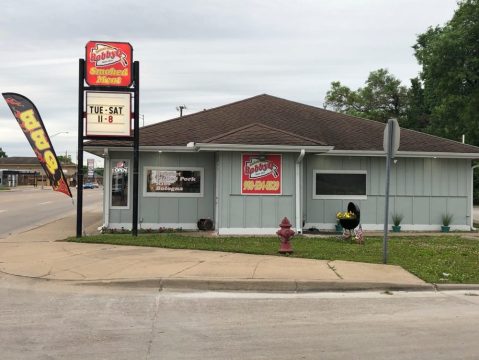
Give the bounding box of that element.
[111,160,129,207]
[313,170,367,199]
[144,167,203,197]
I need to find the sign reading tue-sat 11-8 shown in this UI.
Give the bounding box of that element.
[85,92,131,137]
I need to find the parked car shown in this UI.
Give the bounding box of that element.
[83,182,95,189]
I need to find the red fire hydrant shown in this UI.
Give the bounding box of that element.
[277,217,295,254]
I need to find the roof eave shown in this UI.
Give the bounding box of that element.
[323,150,479,159]
[194,143,334,153]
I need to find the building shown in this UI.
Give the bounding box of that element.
[0,157,77,187]
[85,94,479,234]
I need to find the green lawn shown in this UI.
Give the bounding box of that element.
[69,234,479,284]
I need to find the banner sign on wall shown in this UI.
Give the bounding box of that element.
[145,168,203,196]
[2,93,72,198]
[241,154,282,195]
[85,91,131,137]
[85,41,133,87]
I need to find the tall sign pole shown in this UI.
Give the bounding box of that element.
[78,41,139,238]
[382,118,400,264]
[77,59,85,238]
[132,61,140,236]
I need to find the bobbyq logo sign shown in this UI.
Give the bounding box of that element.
[85,41,133,87]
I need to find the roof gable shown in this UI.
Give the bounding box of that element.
[202,123,326,146]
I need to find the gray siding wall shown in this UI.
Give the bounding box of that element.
[217,152,296,229]
[305,155,472,228]
[108,151,215,227]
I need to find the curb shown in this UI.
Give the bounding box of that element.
[74,277,436,293]
[433,283,479,291]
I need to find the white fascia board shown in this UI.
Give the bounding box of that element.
[84,145,199,154]
[322,150,479,159]
[195,143,334,153]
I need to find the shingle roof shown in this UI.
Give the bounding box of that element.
[0,157,41,165]
[202,123,326,146]
[85,94,479,154]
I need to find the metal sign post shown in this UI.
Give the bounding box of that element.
[383,118,400,264]
[77,41,139,238]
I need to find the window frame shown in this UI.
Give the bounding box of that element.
[143,166,205,198]
[312,169,367,200]
[110,159,131,209]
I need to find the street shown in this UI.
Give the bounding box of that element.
[0,187,102,239]
[0,275,478,359]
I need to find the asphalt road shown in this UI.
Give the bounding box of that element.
[0,187,102,239]
[0,275,478,360]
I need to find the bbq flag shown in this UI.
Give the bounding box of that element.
[2,93,72,198]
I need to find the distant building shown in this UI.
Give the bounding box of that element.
[0,157,77,187]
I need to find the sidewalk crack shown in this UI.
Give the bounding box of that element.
[169,261,205,277]
[327,261,343,280]
[145,294,161,360]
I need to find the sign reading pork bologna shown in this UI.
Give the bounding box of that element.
[241,154,282,195]
[2,93,72,198]
[85,41,133,87]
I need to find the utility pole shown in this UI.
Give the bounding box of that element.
[176,105,187,117]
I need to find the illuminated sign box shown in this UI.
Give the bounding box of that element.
[85,41,133,87]
[85,91,131,137]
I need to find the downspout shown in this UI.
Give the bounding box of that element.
[296,149,306,233]
[471,164,479,230]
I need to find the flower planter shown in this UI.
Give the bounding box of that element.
[392,225,401,232]
[441,225,450,233]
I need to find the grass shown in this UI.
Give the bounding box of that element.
[0,186,10,191]
[69,233,479,284]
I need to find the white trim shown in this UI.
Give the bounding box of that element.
[322,150,479,159]
[110,159,131,209]
[143,166,204,198]
[196,143,333,153]
[218,227,297,235]
[109,222,198,230]
[304,223,472,232]
[312,170,367,200]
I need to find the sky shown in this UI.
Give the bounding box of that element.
[0,0,459,167]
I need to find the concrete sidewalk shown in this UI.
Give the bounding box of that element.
[0,211,431,292]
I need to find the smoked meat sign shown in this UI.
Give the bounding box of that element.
[85,41,133,87]
[241,154,282,195]
[2,93,72,198]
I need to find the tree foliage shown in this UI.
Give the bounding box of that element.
[324,69,408,124]
[413,0,479,145]
[0,147,7,158]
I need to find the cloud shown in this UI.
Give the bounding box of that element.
[0,0,458,163]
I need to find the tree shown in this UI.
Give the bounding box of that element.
[57,155,73,164]
[0,147,7,158]
[413,0,479,144]
[324,69,408,124]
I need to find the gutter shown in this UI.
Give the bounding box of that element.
[295,149,306,234]
[323,150,479,159]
